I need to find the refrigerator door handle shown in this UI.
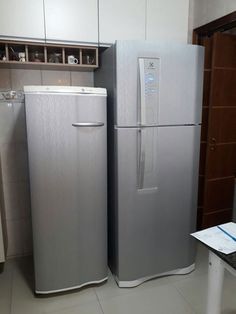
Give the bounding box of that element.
[137,129,145,189]
[72,122,104,127]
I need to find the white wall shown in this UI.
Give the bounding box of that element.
[188,0,236,42]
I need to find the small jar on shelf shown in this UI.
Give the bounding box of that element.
[0,43,7,61]
[28,45,45,63]
[82,49,96,66]
[9,44,26,62]
[47,47,63,64]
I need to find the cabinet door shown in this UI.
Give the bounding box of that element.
[0,0,45,40]
[146,0,189,43]
[99,0,146,45]
[44,0,98,44]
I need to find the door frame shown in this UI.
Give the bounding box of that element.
[193,11,236,229]
[193,11,236,44]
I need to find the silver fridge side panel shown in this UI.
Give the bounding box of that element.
[25,93,107,293]
[115,125,200,281]
[115,41,204,126]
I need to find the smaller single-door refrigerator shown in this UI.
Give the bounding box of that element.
[24,86,107,294]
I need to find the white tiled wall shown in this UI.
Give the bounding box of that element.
[0,67,94,258]
[0,68,94,91]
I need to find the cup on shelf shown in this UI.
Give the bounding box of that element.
[68,55,79,64]
[18,52,26,62]
[49,53,61,63]
[33,51,42,62]
[86,55,94,65]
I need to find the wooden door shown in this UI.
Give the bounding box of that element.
[200,33,236,228]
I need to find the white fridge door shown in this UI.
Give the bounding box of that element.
[115,41,204,126]
[26,92,107,293]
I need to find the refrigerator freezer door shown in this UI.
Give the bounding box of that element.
[25,93,107,293]
[114,125,200,282]
[115,41,204,127]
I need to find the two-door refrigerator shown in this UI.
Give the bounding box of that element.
[24,86,108,294]
[95,41,204,287]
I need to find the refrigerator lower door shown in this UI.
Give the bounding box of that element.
[113,125,200,285]
[25,93,107,293]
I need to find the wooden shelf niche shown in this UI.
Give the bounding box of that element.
[0,41,98,71]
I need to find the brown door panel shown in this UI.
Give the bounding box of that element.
[202,209,232,229]
[213,33,236,68]
[201,108,209,141]
[211,69,236,106]
[196,31,236,229]
[199,143,207,175]
[206,143,236,179]
[209,108,236,142]
[201,37,213,69]
[198,176,205,206]
[203,71,211,107]
[204,177,235,212]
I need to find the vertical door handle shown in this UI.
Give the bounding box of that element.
[137,129,145,189]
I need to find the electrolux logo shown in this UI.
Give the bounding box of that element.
[148,62,155,69]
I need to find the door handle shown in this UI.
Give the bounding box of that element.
[137,129,145,190]
[72,122,104,127]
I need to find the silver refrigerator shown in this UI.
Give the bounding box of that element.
[95,41,204,287]
[24,86,107,294]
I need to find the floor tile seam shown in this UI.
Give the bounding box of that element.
[41,298,104,314]
[95,285,151,303]
[93,288,105,314]
[172,270,208,284]
[41,296,100,314]
[95,280,183,304]
[172,284,199,314]
[9,264,16,314]
[10,272,99,314]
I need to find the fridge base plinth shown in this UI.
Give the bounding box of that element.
[115,263,195,288]
[35,276,108,294]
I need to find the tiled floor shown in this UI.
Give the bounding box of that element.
[1,244,236,314]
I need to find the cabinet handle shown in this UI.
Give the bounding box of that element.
[72,122,104,127]
[211,137,216,143]
[210,146,216,151]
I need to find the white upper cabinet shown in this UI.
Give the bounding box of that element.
[99,0,146,45]
[44,0,98,44]
[0,0,45,40]
[146,0,189,43]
